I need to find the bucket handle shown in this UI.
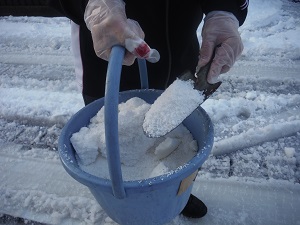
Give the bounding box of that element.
[104,45,149,199]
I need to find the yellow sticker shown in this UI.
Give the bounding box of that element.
[177,170,198,196]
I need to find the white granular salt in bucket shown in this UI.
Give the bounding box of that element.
[70,97,198,181]
[143,79,204,138]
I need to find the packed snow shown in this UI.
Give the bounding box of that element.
[0,0,300,224]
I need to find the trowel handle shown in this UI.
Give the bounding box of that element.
[194,45,222,100]
[104,46,149,199]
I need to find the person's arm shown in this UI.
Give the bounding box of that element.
[83,0,160,65]
[50,0,160,65]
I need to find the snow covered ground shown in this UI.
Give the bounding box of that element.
[0,0,300,224]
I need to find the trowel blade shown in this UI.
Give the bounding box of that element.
[143,46,221,138]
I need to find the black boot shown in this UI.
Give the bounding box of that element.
[181,194,207,218]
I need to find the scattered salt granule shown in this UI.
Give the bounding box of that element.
[284,147,295,158]
[71,97,197,181]
[143,79,204,138]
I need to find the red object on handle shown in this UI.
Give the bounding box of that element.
[134,43,150,58]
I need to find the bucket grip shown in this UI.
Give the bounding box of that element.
[104,46,148,199]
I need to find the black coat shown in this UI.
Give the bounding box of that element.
[50,0,248,99]
[50,0,248,26]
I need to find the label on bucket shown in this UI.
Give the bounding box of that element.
[177,170,198,196]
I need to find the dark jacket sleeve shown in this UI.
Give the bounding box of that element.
[201,0,249,26]
[48,0,89,24]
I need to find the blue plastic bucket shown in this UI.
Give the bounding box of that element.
[58,46,214,225]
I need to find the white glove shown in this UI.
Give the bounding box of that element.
[84,0,160,65]
[197,11,243,84]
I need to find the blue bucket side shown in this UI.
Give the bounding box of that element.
[58,89,213,225]
[58,96,113,193]
[58,45,214,225]
[84,90,213,225]
[58,89,213,189]
[89,179,193,225]
[58,89,165,194]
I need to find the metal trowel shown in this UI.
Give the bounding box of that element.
[143,46,221,138]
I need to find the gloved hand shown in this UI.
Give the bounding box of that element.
[84,0,160,65]
[197,11,243,84]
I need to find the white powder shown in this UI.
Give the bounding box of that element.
[71,97,197,181]
[143,79,204,138]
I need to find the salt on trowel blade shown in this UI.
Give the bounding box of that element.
[143,47,221,138]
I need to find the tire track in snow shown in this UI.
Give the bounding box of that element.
[0,63,77,92]
[0,53,73,66]
[0,17,81,152]
[0,17,71,57]
[200,64,300,181]
[0,119,62,150]
[220,64,300,95]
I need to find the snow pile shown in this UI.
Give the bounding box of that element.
[143,79,204,138]
[71,97,198,180]
[239,0,300,63]
[212,120,300,156]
